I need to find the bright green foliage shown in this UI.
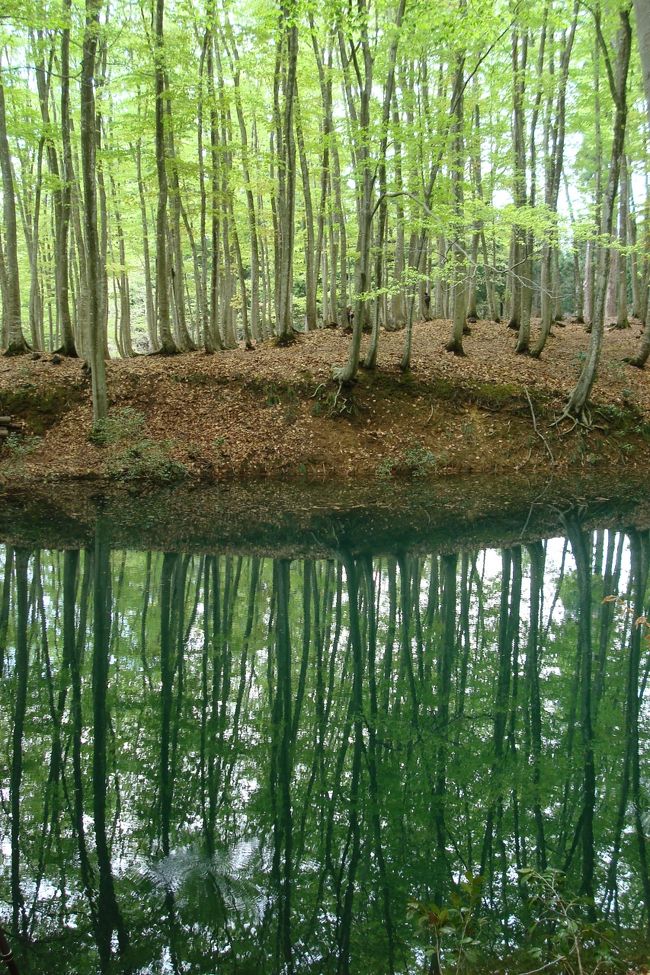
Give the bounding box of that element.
[0,521,648,972]
[0,0,647,360]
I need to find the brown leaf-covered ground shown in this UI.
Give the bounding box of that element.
[0,317,649,486]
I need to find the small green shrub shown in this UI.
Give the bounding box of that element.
[2,432,42,457]
[408,871,484,972]
[377,444,440,479]
[90,407,146,447]
[518,867,623,973]
[376,456,396,479]
[107,439,187,482]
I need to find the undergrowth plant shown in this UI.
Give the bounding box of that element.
[409,869,635,974]
[2,432,42,457]
[519,868,628,975]
[377,444,441,479]
[89,407,186,481]
[90,407,146,446]
[408,871,485,973]
[107,439,187,482]
[0,433,43,477]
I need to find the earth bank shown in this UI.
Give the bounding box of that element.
[0,319,649,487]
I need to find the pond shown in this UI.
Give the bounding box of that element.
[0,482,649,974]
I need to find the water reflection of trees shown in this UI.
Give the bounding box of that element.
[0,527,648,973]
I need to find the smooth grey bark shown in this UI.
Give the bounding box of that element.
[206,26,223,351]
[309,26,347,326]
[509,29,527,342]
[628,180,641,318]
[153,0,178,354]
[197,36,212,352]
[273,0,299,343]
[0,66,27,355]
[363,0,406,369]
[108,170,134,356]
[445,53,467,356]
[564,7,631,421]
[135,137,157,350]
[390,102,407,329]
[215,45,238,348]
[164,84,196,352]
[58,0,78,355]
[224,16,262,341]
[0,232,8,345]
[532,5,577,356]
[616,154,630,329]
[81,0,108,422]
[334,0,406,381]
[295,90,318,332]
[586,36,603,331]
[331,14,373,380]
[309,28,333,327]
[634,0,650,128]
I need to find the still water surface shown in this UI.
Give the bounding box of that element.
[0,505,648,973]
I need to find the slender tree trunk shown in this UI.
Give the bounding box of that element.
[509,30,527,343]
[154,0,178,354]
[10,550,29,936]
[206,27,222,351]
[295,90,317,332]
[81,0,108,421]
[0,67,27,355]
[564,8,631,420]
[165,85,195,352]
[634,0,650,128]
[363,4,404,369]
[274,2,299,344]
[135,138,157,350]
[59,0,78,355]
[616,155,629,328]
[532,6,577,355]
[224,18,262,342]
[445,53,467,356]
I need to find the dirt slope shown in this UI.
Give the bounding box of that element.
[0,318,649,486]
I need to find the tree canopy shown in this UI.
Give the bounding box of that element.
[0,0,648,421]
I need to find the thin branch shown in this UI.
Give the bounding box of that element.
[578,0,618,104]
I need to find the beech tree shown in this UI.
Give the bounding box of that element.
[80,0,108,420]
[153,0,178,354]
[0,0,648,415]
[0,64,27,355]
[629,0,650,367]
[563,3,632,422]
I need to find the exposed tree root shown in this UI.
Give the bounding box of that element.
[273,332,298,348]
[154,338,180,355]
[624,356,646,369]
[552,405,593,432]
[3,340,31,356]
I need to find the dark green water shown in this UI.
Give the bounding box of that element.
[0,503,649,973]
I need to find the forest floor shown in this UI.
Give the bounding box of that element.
[0,316,649,489]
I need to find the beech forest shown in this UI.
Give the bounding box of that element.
[1,0,650,424]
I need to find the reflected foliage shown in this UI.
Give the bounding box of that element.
[0,525,649,973]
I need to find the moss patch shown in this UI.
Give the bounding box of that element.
[0,382,85,435]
